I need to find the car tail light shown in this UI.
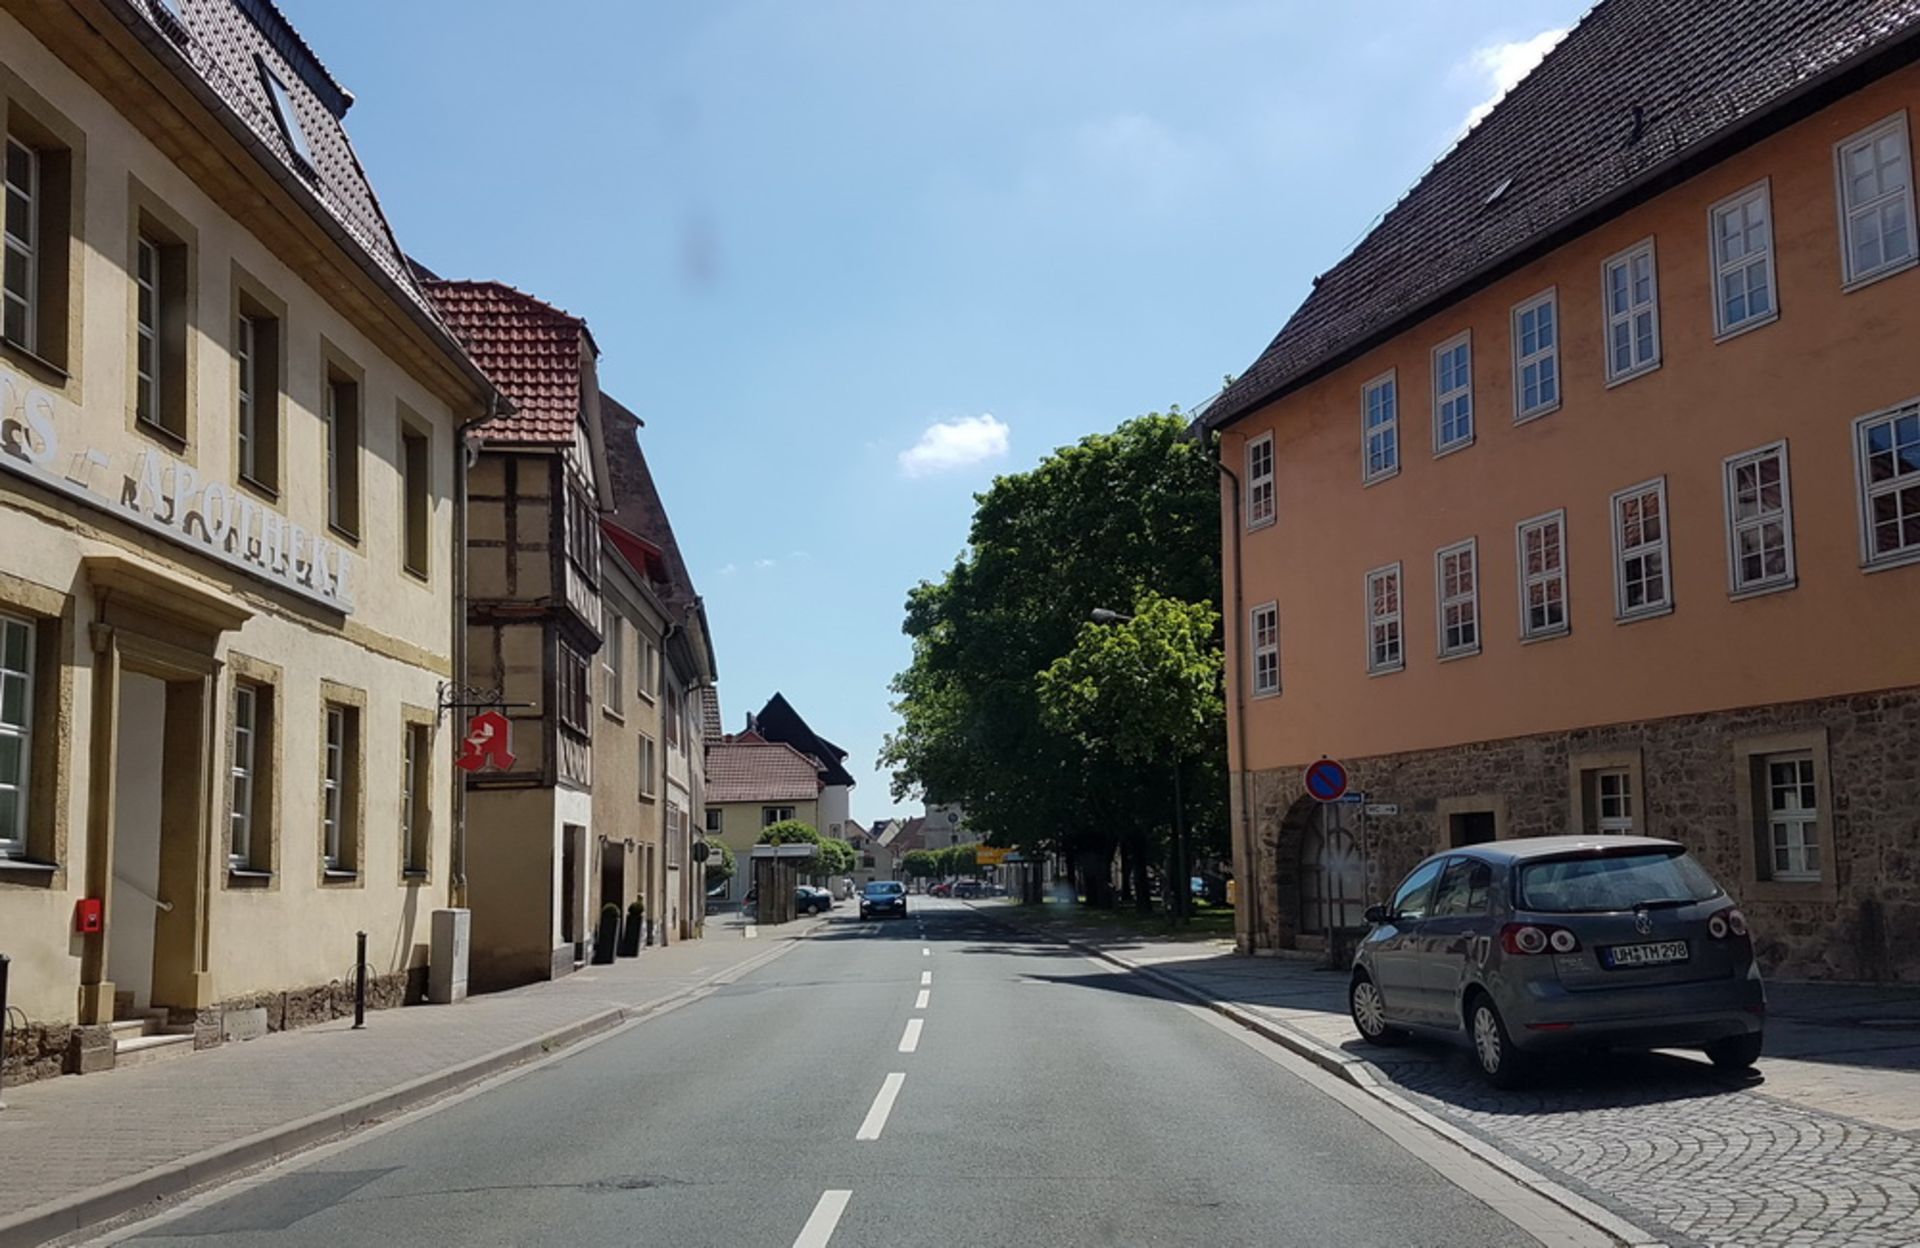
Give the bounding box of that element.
[1501,923,1580,955]
[1708,906,1749,940]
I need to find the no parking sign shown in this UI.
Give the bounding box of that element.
[1305,758,1348,802]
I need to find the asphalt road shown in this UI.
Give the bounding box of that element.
[94,901,1553,1248]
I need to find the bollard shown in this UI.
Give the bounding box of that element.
[353,931,367,1030]
[1,953,10,1108]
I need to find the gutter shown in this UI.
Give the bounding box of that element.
[448,398,500,910]
[1212,440,1259,954]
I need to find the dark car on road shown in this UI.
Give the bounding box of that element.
[1348,836,1765,1088]
[861,880,908,920]
[796,885,833,916]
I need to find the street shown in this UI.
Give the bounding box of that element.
[79,902,1568,1248]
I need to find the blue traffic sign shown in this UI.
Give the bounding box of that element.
[1305,758,1348,802]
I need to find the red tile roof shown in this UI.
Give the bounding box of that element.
[705,741,824,804]
[422,280,593,444]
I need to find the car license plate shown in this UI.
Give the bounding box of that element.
[1604,940,1689,968]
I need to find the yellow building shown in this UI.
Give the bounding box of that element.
[702,737,822,904]
[0,0,497,1078]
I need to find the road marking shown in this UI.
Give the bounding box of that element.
[899,1019,923,1053]
[857,1072,907,1138]
[792,1189,852,1248]
[745,925,758,939]
[920,971,932,986]
[921,947,930,956]
[914,988,930,1009]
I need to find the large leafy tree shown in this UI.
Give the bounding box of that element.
[883,412,1224,905]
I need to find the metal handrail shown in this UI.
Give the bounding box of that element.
[113,871,173,913]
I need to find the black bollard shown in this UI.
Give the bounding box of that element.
[1,952,10,1105]
[353,931,367,1030]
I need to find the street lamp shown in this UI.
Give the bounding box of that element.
[1089,607,1132,624]
[1086,604,1190,924]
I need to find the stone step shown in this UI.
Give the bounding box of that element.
[108,1018,155,1040]
[114,1031,194,1068]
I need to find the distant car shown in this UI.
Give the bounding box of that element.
[861,880,908,920]
[953,881,983,899]
[796,885,833,916]
[927,882,953,898]
[1349,836,1765,1088]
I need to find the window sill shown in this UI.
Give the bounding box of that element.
[1713,311,1779,344]
[227,867,273,879]
[1842,254,1918,293]
[133,414,188,453]
[1251,688,1281,701]
[1437,646,1481,663]
[0,856,59,876]
[1362,468,1401,489]
[638,792,657,803]
[1519,626,1570,646]
[1604,360,1662,390]
[1615,603,1674,625]
[1729,578,1797,602]
[1367,663,1405,678]
[403,564,430,585]
[1245,515,1276,533]
[602,705,626,725]
[327,522,362,549]
[1,337,70,384]
[1433,437,1474,461]
[321,868,359,882]
[237,472,280,504]
[1513,401,1561,427]
[1862,548,1920,575]
[402,869,429,881]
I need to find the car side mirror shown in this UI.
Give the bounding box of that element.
[1364,903,1393,926]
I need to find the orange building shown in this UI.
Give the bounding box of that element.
[1204,0,1920,979]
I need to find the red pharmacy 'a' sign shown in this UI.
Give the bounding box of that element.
[456,709,515,773]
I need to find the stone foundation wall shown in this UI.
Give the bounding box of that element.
[1237,686,1920,982]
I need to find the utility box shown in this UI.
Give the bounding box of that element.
[430,908,470,1004]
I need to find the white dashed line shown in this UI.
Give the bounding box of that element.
[922,947,930,956]
[914,989,930,1009]
[792,1189,852,1248]
[857,1072,907,1138]
[899,1019,923,1053]
[744,925,758,940]
[920,971,932,986]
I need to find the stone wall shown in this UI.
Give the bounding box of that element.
[1238,686,1920,981]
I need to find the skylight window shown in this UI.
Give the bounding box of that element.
[1483,176,1514,207]
[257,57,315,167]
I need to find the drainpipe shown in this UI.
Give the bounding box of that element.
[449,396,499,910]
[1213,439,1260,954]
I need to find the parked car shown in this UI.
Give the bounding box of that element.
[953,880,983,899]
[1348,836,1765,1088]
[927,882,953,898]
[796,885,833,916]
[861,880,909,920]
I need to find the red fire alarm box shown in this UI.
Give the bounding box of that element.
[74,897,103,934]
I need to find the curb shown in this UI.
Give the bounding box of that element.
[967,903,1665,1248]
[0,931,809,1248]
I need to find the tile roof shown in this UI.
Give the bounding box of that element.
[1205,0,1920,430]
[705,741,825,804]
[422,280,592,444]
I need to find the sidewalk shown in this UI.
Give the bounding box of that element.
[0,916,814,1248]
[979,899,1920,1248]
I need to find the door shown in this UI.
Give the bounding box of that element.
[1367,857,1447,1022]
[1417,856,1495,1029]
[1298,805,1366,936]
[106,673,167,1015]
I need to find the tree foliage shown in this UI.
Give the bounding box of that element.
[902,849,940,880]
[755,820,856,880]
[1038,593,1223,765]
[704,838,736,888]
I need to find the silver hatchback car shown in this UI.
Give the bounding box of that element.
[1348,836,1765,1087]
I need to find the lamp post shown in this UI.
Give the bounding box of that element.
[1088,607,1189,925]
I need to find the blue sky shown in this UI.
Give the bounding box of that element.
[288,0,1590,825]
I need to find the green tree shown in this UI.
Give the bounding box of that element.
[902,849,939,881]
[756,820,857,881]
[704,838,736,890]
[815,837,857,880]
[882,412,1225,905]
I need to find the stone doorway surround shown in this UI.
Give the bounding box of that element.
[76,554,250,1025]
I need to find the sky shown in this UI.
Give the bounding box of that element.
[286,0,1590,826]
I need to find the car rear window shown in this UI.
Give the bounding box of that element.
[1517,850,1722,913]
[865,882,903,896]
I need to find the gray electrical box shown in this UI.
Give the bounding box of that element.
[430,908,470,1004]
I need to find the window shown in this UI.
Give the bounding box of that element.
[1612,478,1672,620]
[135,236,161,426]
[1365,563,1403,674]
[257,58,315,168]
[4,137,36,351]
[565,487,599,584]
[1246,433,1275,528]
[638,734,656,798]
[1362,372,1398,483]
[1603,240,1660,382]
[665,686,682,751]
[705,808,722,834]
[1596,769,1634,834]
[401,421,430,577]
[1249,602,1279,697]
[0,614,33,857]
[1711,183,1777,335]
[1724,441,1795,594]
[603,614,625,715]
[1389,857,1446,921]
[1763,754,1819,881]
[1432,333,1472,453]
[1836,114,1916,287]
[557,642,591,735]
[640,639,659,701]
[1856,402,1920,568]
[321,703,359,873]
[233,292,281,491]
[1430,858,1493,917]
[1512,290,1560,421]
[762,805,795,827]
[1435,539,1480,658]
[400,722,430,875]
[236,316,258,477]
[1515,510,1568,639]
[324,371,361,537]
[229,685,257,866]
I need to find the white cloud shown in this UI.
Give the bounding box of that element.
[1460,28,1567,135]
[718,562,738,577]
[754,557,777,569]
[898,413,1010,479]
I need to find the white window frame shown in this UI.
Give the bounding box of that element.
[1515,509,1569,641]
[258,58,316,166]
[322,706,344,869]
[1834,112,1918,289]
[762,805,795,827]
[1365,562,1404,675]
[1245,432,1276,529]
[1361,370,1399,485]
[1249,601,1279,698]
[638,733,656,799]
[1854,399,1920,570]
[3,136,37,352]
[0,613,34,857]
[236,315,257,480]
[640,639,659,702]
[135,236,161,426]
[602,613,625,715]
[1511,288,1560,423]
[1611,476,1673,621]
[1764,752,1820,882]
[229,684,256,867]
[1431,332,1473,455]
[1722,440,1796,596]
[1596,768,1634,834]
[1602,238,1661,384]
[1709,181,1779,338]
[1434,538,1480,659]
[705,807,723,834]
[402,722,426,875]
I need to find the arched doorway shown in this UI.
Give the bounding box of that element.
[1298,802,1366,936]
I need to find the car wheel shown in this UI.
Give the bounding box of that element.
[1349,975,1403,1046]
[1469,994,1530,1089]
[1705,1033,1764,1072]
